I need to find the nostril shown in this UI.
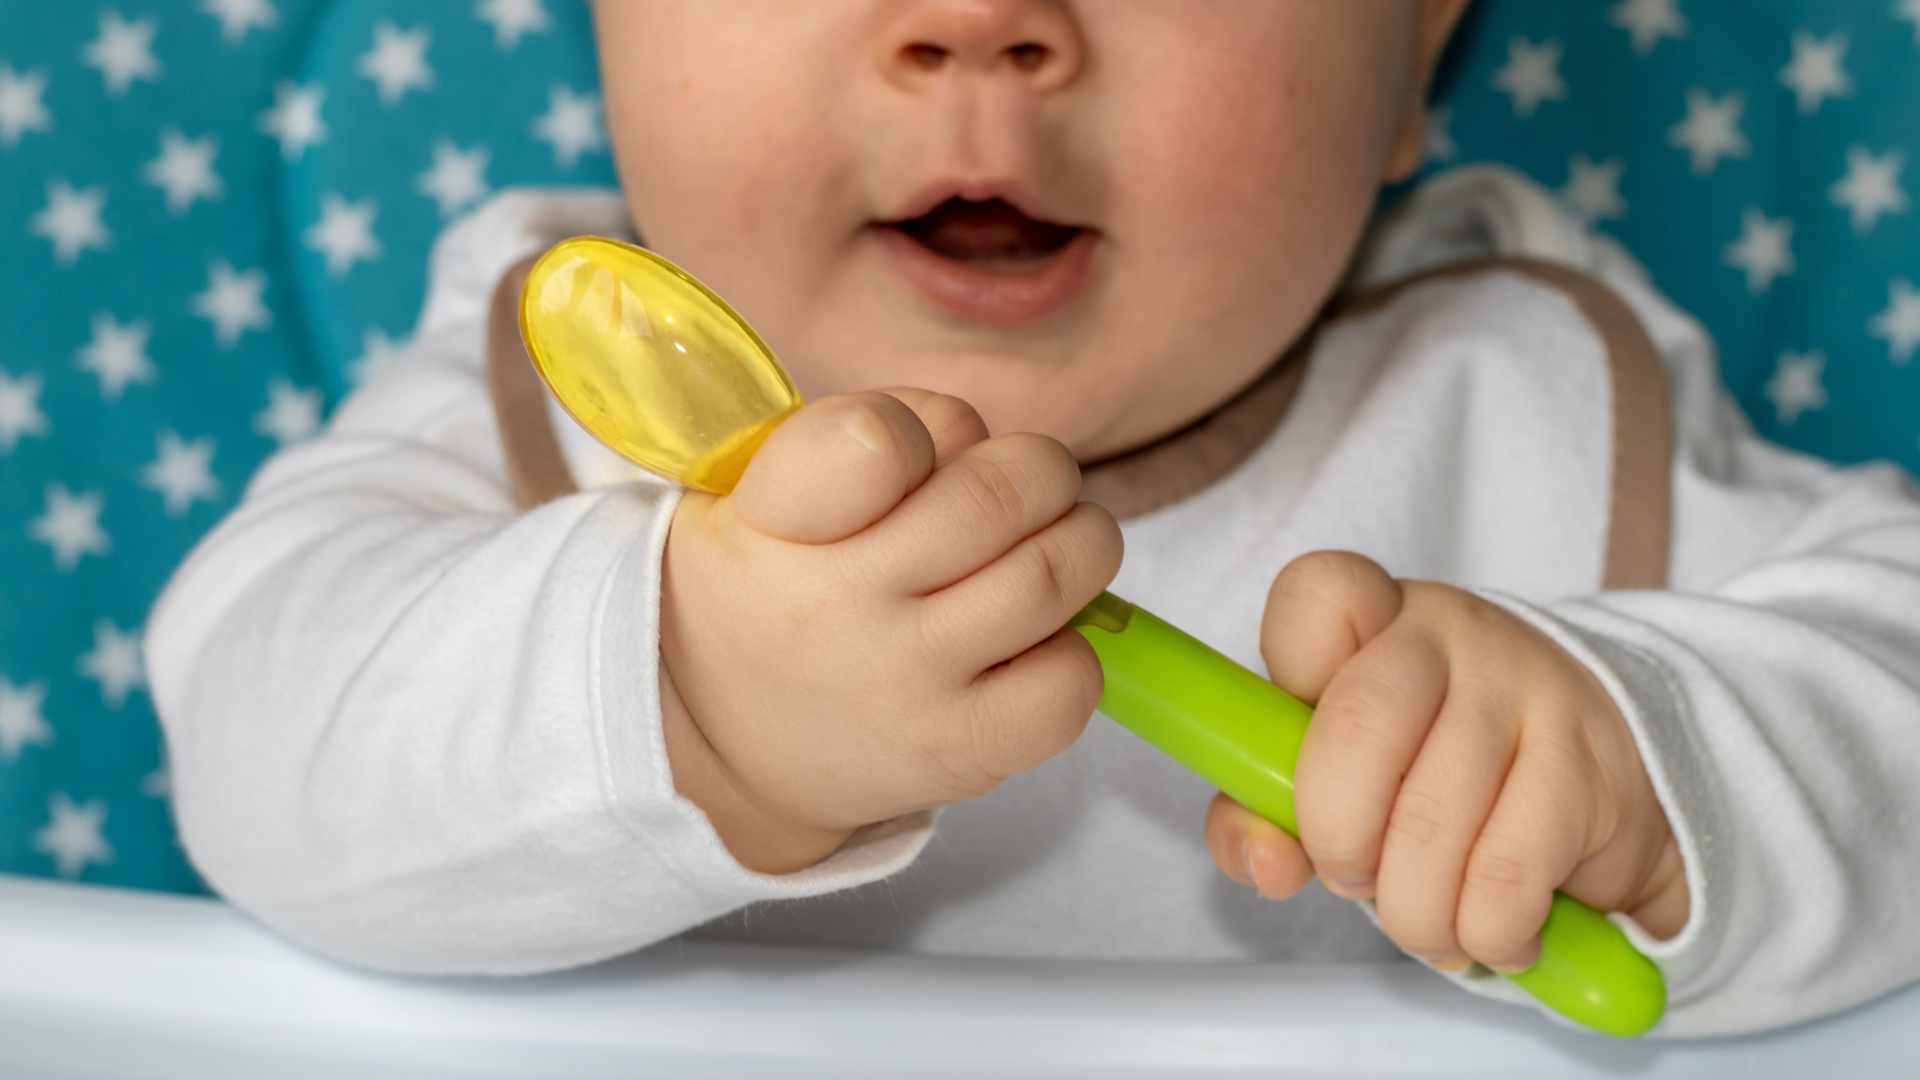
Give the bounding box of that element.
[903,43,948,71]
[1006,43,1049,73]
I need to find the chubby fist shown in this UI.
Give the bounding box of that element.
[1206,552,1689,971]
[660,390,1122,874]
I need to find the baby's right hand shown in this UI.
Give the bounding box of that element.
[659,390,1122,873]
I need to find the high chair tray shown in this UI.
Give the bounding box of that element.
[0,873,1911,1078]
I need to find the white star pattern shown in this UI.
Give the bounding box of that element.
[192,260,272,347]
[1669,89,1750,176]
[142,129,225,216]
[476,0,552,51]
[29,483,111,572]
[74,312,157,402]
[1561,153,1628,224]
[0,677,54,764]
[141,430,221,518]
[0,367,52,454]
[141,758,171,800]
[1779,30,1852,116]
[304,192,383,278]
[1724,207,1797,295]
[1610,0,1689,57]
[532,83,605,170]
[202,0,278,44]
[81,10,163,98]
[78,620,145,710]
[1829,146,1907,235]
[358,20,435,107]
[1870,278,1920,366]
[1766,350,1829,424]
[348,326,407,384]
[1491,37,1568,119]
[257,79,327,161]
[1901,0,1920,45]
[30,179,112,266]
[1424,105,1458,165]
[33,793,114,879]
[0,63,54,149]
[253,376,322,445]
[415,138,491,218]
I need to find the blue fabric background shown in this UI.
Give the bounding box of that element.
[1,0,1915,893]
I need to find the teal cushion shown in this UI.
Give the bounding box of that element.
[1,0,1914,893]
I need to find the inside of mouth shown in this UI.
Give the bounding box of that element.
[894,198,1082,267]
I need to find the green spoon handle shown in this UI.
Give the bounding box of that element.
[1069,591,1667,1038]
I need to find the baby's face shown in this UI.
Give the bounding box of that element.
[594,1,1463,459]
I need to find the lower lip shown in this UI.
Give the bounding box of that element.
[873,226,1097,325]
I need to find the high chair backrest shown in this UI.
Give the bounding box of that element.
[0,0,1913,892]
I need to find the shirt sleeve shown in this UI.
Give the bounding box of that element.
[144,196,931,976]
[1479,267,1920,1037]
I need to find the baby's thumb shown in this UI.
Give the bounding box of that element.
[1260,550,1404,703]
[728,392,936,544]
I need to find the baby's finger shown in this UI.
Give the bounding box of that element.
[953,629,1104,788]
[919,501,1122,677]
[1453,741,1591,973]
[1294,622,1449,900]
[1262,551,1404,704]
[875,388,991,467]
[1370,687,1517,970]
[862,432,1086,596]
[729,392,935,544]
[1206,793,1314,899]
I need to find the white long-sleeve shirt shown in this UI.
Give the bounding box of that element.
[147,168,1920,1037]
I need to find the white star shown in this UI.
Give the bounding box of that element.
[33,793,114,879]
[78,619,145,710]
[348,326,407,384]
[415,138,491,218]
[30,179,112,266]
[0,677,54,764]
[141,430,221,518]
[476,0,551,51]
[357,20,434,107]
[303,192,383,278]
[1669,89,1750,177]
[1829,146,1907,235]
[0,367,52,454]
[257,79,327,161]
[532,84,606,170]
[1561,154,1628,224]
[1423,104,1458,165]
[0,63,54,149]
[81,10,163,98]
[1491,37,1568,119]
[142,128,225,216]
[29,483,111,572]
[1779,30,1852,116]
[202,0,277,44]
[141,757,172,799]
[1610,0,1689,56]
[192,260,272,347]
[1723,208,1796,295]
[254,376,322,445]
[1902,0,1920,45]
[74,312,157,402]
[1765,350,1828,425]
[1870,278,1920,366]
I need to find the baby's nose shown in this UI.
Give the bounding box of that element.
[877,0,1084,93]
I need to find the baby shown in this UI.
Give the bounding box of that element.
[148,0,1920,1037]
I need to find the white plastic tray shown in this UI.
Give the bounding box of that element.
[2,873,1914,1078]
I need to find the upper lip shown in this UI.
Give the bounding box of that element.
[880,180,1089,232]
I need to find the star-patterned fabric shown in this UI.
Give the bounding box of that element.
[0,0,1914,895]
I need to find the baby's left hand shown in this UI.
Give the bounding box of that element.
[1205,551,1690,972]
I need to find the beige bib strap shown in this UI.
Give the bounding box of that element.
[1330,256,1673,590]
[486,253,580,512]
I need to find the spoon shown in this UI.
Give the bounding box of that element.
[518,235,1667,1037]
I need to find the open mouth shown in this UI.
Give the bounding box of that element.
[892,197,1085,270]
[875,197,1097,323]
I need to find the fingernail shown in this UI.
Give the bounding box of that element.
[1238,835,1258,890]
[1324,876,1374,899]
[1491,962,1533,976]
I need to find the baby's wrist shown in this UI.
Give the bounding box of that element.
[658,659,854,874]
